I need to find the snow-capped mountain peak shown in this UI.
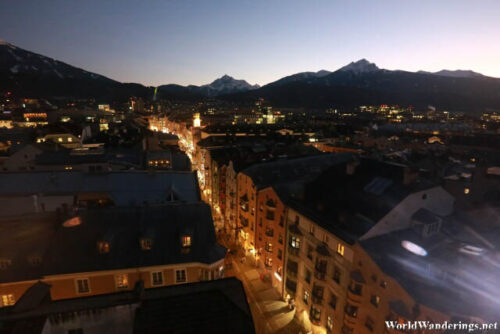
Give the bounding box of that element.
[338,59,379,74]
[200,75,260,96]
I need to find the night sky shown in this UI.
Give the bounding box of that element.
[1,0,499,86]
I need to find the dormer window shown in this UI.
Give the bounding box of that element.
[141,238,153,250]
[182,235,192,248]
[337,243,345,256]
[98,241,110,254]
[28,256,42,266]
[0,259,11,270]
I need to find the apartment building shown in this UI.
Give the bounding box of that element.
[284,206,354,334]
[280,158,499,334]
[0,203,226,307]
[237,154,355,294]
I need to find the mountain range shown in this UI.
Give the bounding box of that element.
[2,42,500,112]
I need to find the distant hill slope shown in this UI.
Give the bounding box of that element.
[2,44,500,112]
[223,60,500,112]
[0,42,151,100]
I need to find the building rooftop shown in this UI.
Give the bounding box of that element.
[287,158,436,243]
[0,278,255,334]
[360,220,500,322]
[0,170,201,205]
[0,203,225,283]
[242,153,354,190]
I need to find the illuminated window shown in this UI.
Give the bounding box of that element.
[58,137,63,142]
[151,271,163,286]
[181,235,191,247]
[337,243,345,256]
[76,278,90,294]
[141,238,153,250]
[68,137,73,142]
[327,316,333,332]
[1,294,15,307]
[289,236,300,249]
[175,269,186,283]
[116,274,128,289]
[265,242,273,253]
[464,188,470,194]
[97,241,110,254]
[370,294,380,307]
[303,290,309,304]
[265,257,273,268]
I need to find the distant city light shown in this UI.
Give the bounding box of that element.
[401,240,428,256]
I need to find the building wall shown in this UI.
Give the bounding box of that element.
[225,162,238,238]
[347,244,449,334]
[284,207,353,334]
[237,173,257,252]
[0,281,36,307]
[254,187,287,295]
[0,260,224,306]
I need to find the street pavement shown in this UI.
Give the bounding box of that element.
[220,234,307,334]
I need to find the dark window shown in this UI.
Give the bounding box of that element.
[305,269,311,284]
[333,266,341,284]
[349,280,363,296]
[175,269,186,283]
[329,293,337,309]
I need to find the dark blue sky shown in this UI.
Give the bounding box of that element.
[1,0,499,86]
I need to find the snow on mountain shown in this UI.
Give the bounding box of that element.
[0,42,109,81]
[200,74,260,96]
[338,59,380,74]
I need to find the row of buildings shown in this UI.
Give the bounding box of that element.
[153,112,500,334]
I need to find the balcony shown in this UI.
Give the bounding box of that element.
[287,268,298,279]
[312,294,323,305]
[288,246,300,257]
[344,304,358,325]
[347,288,363,304]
